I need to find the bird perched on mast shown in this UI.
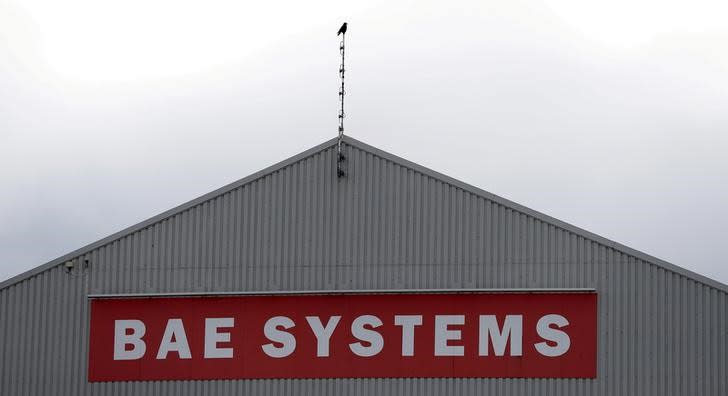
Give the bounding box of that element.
[337,22,347,36]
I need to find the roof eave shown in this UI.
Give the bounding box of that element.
[343,135,728,293]
[0,137,340,290]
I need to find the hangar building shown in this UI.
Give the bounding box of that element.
[0,136,726,395]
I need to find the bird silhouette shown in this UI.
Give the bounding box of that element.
[337,22,347,36]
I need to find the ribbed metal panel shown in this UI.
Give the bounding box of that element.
[1,139,726,395]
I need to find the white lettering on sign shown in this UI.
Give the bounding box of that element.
[114,319,146,360]
[535,314,571,357]
[110,314,574,360]
[156,318,192,359]
[434,315,465,356]
[204,318,234,358]
[262,316,297,358]
[394,315,422,356]
[305,316,341,357]
[478,315,523,356]
[349,315,384,357]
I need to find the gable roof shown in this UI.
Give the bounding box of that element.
[2,135,727,293]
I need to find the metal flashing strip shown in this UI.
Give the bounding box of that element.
[343,136,728,294]
[87,288,597,299]
[0,137,340,291]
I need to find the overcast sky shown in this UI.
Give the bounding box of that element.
[1,0,727,284]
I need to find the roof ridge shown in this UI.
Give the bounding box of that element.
[3,134,726,294]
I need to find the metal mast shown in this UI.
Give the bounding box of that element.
[337,22,347,178]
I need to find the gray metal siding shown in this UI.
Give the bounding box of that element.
[1,141,726,395]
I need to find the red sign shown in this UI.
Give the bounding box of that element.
[88,292,597,381]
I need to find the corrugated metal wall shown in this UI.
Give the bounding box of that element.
[1,141,726,395]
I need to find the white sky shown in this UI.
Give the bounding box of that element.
[1,0,727,284]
